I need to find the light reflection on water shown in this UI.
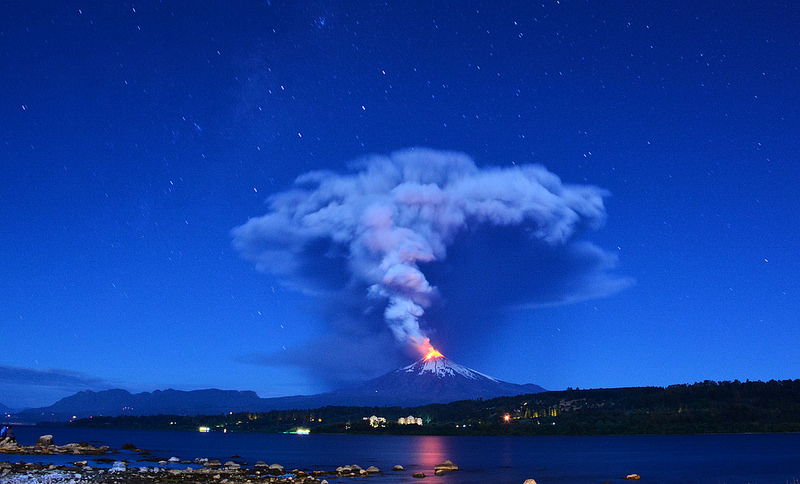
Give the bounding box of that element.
[411,435,447,470]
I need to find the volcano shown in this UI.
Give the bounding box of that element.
[15,352,546,420]
[313,351,546,407]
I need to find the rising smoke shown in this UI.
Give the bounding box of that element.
[232,148,628,369]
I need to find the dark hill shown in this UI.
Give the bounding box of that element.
[17,389,264,422]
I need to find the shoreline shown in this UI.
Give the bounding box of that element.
[1,435,454,484]
[0,460,396,483]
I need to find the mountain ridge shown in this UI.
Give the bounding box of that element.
[14,354,545,422]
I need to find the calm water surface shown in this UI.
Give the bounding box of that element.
[8,426,800,483]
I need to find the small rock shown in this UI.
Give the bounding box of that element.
[393,464,404,471]
[269,463,284,472]
[35,435,55,447]
[625,474,641,480]
[204,459,222,468]
[168,456,181,463]
[523,480,538,484]
[366,465,380,474]
[434,469,445,476]
[413,472,426,478]
[74,460,88,467]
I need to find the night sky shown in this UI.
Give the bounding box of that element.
[2,1,799,409]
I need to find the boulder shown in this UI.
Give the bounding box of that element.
[268,463,284,473]
[35,435,54,447]
[203,459,222,468]
[366,466,380,474]
[168,456,181,463]
[393,465,404,471]
[0,438,19,450]
[625,474,641,480]
[413,472,426,478]
[523,480,538,484]
[434,460,459,472]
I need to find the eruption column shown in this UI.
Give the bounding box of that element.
[231,148,614,354]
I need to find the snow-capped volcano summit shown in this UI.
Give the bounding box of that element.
[402,353,499,381]
[320,352,546,407]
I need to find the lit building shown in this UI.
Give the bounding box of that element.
[398,415,423,425]
[363,415,387,428]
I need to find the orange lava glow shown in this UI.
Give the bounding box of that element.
[416,339,444,361]
[424,347,444,361]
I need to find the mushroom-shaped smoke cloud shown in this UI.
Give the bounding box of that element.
[232,149,630,378]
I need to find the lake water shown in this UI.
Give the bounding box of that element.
[7,426,800,483]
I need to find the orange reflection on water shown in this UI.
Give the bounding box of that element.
[413,435,449,470]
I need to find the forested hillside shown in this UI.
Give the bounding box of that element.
[70,379,800,436]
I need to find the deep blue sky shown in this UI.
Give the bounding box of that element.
[2,1,799,409]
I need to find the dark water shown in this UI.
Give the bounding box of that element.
[8,426,800,483]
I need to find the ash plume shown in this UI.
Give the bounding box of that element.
[232,148,630,377]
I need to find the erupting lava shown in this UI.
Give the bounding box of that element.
[424,347,444,361]
[418,340,444,361]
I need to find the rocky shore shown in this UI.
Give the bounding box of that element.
[0,434,462,484]
[0,460,390,483]
[1,436,109,456]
